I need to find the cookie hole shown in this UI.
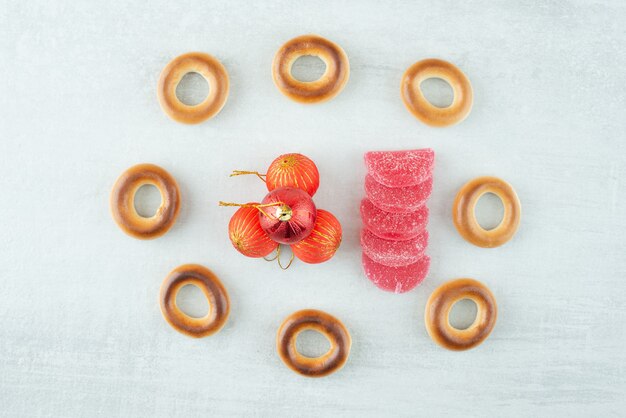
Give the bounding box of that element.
[474,193,505,230]
[176,284,209,318]
[419,77,454,108]
[449,298,477,330]
[291,55,326,82]
[176,72,209,106]
[296,329,331,358]
[134,184,162,218]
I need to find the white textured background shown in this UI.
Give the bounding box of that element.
[1,1,625,417]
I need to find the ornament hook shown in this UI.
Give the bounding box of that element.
[219,201,284,219]
[276,245,295,270]
[230,170,267,183]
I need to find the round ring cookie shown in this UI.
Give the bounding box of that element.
[157,52,229,124]
[276,309,351,377]
[272,34,349,104]
[401,58,472,127]
[425,278,497,351]
[159,264,230,338]
[110,163,181,240]
[453,176,521,248]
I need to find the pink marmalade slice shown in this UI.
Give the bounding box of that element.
[364,149,434,187]
[365,174,433,213]
[360,198,429,241]
[362,253,430,293]
[361,229,428,267]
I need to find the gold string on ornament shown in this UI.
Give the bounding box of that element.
[230,170,267,183]
[218,201,283,219]
[264,245,294,270]
[264,247,279,262]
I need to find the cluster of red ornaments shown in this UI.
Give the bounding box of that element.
[224,153,342,266]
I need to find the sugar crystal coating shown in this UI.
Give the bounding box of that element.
[360,198,429,240]
[360,228,428,267]
[364,149,434,187]
[361,253,430,293]
[365,174,433,213]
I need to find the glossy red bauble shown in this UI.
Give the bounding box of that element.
[228,205,278,257]
[266,153,320,197]
[258,187,317,244]
[292,209,342,264]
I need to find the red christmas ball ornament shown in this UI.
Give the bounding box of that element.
[266,153,320,197]
[292,209,342,264]
[228,205,278,258]
[258,187,317,244]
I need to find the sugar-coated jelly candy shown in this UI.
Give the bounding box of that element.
[365,174,433,213]
[362,253,430,293]
[360,228,428,267]
[364,149,434,188]
[360,198,429,241]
